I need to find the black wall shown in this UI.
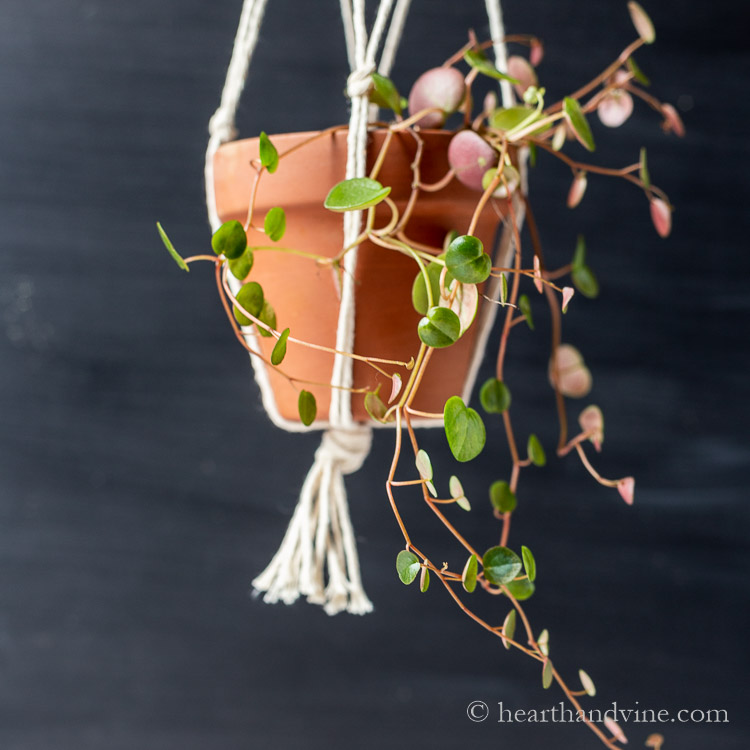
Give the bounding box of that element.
[1,1,748,748]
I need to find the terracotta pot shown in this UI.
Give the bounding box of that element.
[213,128,510,424]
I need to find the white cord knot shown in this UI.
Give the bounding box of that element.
[317,428,372,475]
[208,109,238,144]
[346,63,376,99]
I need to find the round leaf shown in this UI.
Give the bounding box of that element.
[542,658,554,689]
[482,546,522,586]
[396,549,421,585]
[370,72,402,115]
[233,281,264,326]
[444,396,486,462]
[572,264,599,298]
[462,554,478,593]
[449,475,464,499]
[418,306,461,348]
[256,300,276,337]
[439,279,478,336]
[445,235,491,284]
[489,480,517,513]
[521,545,537,583]
[212,220,247,260]
[480,378,511,414]
[489,105,538,132]
[415,449,433,481]
[505,577,535,601]
[538,628,550,656]
[579,669,596,697]
[229,248,254,281]
[364,387,388,423]
[527,434,546,467]
[271,327,290,366]
[324,177,391,212]
[259,131,279,173]
[518,294,534,330]
[628,1,655,44]
[298,390,317,426]
[263,207,286,242]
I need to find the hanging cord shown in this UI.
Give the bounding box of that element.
[485,0,513,108]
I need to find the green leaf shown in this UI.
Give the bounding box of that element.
[518,294,534,330]
[521,545,537,583]
[411,259,453,315]
[369,72,402,115]
[298,390,317,426]
[419,565,430,593]
[489,480,517,513]
[462,554,478,593]
[324,177,391,212]
[264,207,286,242]
[259,131,279,173]
[572,234,586,270]
[444,396,486,462]
[489,105,539,132]
[256,300,276,337]
[449,475,464,499]
[529,142,537,167]
[628,1,655,44]
[455,496,471,512]
[233,281,264,326]
[418,306,461,348]
[156,222,189,272]
[579,669,597,697]
[500,273,508,305]
[482,546,523,586]
[464,49,520,84]
[527,434,546,467]
[271,327,290,366]
[502,609,516,649]
[415,449,433,481]
[364,386,389,423]
[572,264,599,299]
[542,658,554,689]
[229,248,254,280]
[445,235,492,284]
[480,378,511,414]
[505,576,535,600]
[396,549,421,585]
[563,97,595,152]
[640,147,651,188]
[212,220,247,260]
[627,56,650,86]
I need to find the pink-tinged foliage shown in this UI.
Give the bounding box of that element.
[533,254,543,293]
[507,55,538,98]
[561,286,575,313]
[549,344,592,398]
[578,405,604,451]
[650,197,672,237]
[448,130,497,191]
[408,66,466,128]
[617,477,635,506]
[597,90,634,128]
[661,103,685,137]
[567,172,588,208]
[530,38,544,67]
[389,373,402,404]
[628,0,655,44]
[604,715,629,743]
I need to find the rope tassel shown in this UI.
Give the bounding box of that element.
[252,428,374,615]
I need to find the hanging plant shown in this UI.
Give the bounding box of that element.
[157,1,683,747]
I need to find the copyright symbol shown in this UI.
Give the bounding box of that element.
[467,700,489,722]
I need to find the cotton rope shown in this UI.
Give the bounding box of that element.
[205,0,518,615]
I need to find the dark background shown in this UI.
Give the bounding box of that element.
[1,0,748,748]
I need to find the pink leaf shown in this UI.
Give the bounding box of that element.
[549,344,592,398]
[650,198,672,238]
[604,715,629,744]
[567,172,588,208]
[617,477,635,506]
[597,90,634,128]
[578,405,604,452]
[627,1,655,44]
[530,38,544,67]
[389,373,402,404]
[561,286,575,313]
[533,255,543,294]
[507,55,538,99]
[661,103,685,137]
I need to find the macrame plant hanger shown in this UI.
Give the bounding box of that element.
[205,0,525,615]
